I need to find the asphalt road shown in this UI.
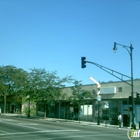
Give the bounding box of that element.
[0,115,133,140]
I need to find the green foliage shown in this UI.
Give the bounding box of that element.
[69,80,92,109]
[24,68,73,104]
[0,66,73,102]
[0,65,75,116]
[0,65,28,96]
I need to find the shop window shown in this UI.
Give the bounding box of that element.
[118,87,122,92]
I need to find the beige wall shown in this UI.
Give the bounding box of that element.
[62,79,140,100]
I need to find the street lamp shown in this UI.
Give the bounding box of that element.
[3,76,12,114]
[113,42,135,128]
[27,95,30,118]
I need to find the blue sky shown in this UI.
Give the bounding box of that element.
[0,0,140,86]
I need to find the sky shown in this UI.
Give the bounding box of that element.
[0,0,140,86]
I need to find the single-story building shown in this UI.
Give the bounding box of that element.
[36,79,140,127]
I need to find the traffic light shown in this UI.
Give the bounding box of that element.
[136,93,140,99]
[129,96,132,104]
[81,57,86,68]
[96,89,101,101]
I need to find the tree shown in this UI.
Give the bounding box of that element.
[0,65,28,113]
[25,68,72,118]
[69,80,92,121]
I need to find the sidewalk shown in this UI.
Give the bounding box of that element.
[42,117,125,129]
[1,113,128,129]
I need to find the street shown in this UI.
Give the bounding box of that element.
[0,115,132,140]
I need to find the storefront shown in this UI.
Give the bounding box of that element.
[42,79,140,126]
[0,95,22,113]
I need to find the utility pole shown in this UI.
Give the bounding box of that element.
[90,77,101,125]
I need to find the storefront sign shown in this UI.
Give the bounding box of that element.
[100,87,116,94]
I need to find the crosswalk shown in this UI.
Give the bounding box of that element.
[0,117,128,140]
[0,119,16,122]
[0,129,80,136]
[0,129,81,140]
[0,130,126,140]
[0,119,81,140]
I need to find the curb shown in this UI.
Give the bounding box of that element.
[41,118,125,129]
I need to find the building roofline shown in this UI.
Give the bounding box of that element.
[63,78,140,88]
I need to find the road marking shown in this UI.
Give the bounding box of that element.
[33,133,126,140]
[18,123,38,126]
[0,121,45,131]
[0,119,38,126]
[0,119,16,122]
[0,129,79,136]
[0,130,9,134]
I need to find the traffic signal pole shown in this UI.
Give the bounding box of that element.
[81,57,136,128]
[90,77,101,125]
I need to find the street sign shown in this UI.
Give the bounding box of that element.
[96,95,101,101]
[89,76,102,101]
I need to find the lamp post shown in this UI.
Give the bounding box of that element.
[113,42,135,128]
[27,95,30,118]
[3,76,12,114]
